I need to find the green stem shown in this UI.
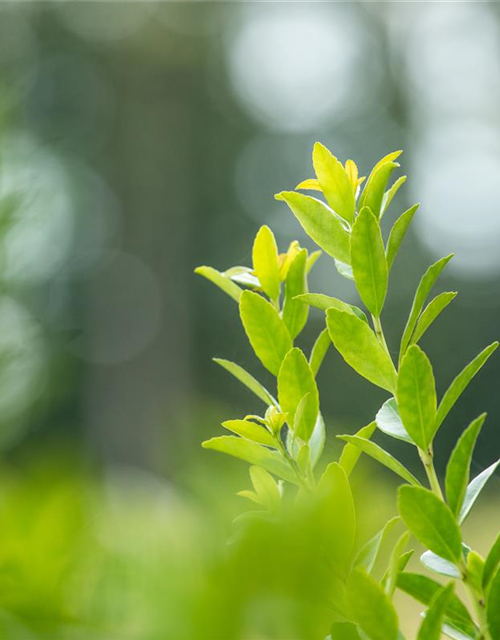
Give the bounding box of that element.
[463,580,491,640]
[372,314,391,358]
[419,448,444,500]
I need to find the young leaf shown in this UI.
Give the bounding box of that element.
[347,568,399,640]
[275,191,351,264]
[240,290,292,376]
[339,422,377,477]
[295,178,321,191]
[249,466,281,512]
[327,308,397,392]
[459,458,500,524]
[351,206,388,317]
[384,531,411,596]
[293,393,317,442]
[213,358,277,407]
[445,414,486,518]
[312,142,355,223]
[354,516,400,573]
[398,486,462,564]
[309,412,325,468]
[416,584,454,640]
[277,348,319,440]
[400,255,454,359]
[283,249,308,339]
[295,293,367,323]
[202,436,297,484]
[334,259,355,280]
[421,551,461,579]
[359,157,401,219]
[195,266,242,302]
[252,225,280,302]
[338,436,421,486]
[225,266,260,289]
[222,419,277,448]
[386,204,419,270]
[309,327,331,376]
[381,175,407,217]
[435,342,499,430]
[487,569,500,640]
[410,292,457,346]
[483,532,500,589]
[376,397,413,444]
[397,345,437,451]
[306,249,322,273]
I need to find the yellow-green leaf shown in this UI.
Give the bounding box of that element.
[252,225,280,301]
[195,266,242,302]
[282,249,308,339]
[386,204,419,270]
[312,142,355,223]
[278,347,318,440]
[347,568,399,640]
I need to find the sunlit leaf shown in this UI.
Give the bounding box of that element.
[295,178,321,191]
[195,265,242,302]
[296,293,367,323]
[306,249,322,273]
[222,419,277,448]
[483,531,500,590]
[459,458,500,524]
[213,358,277,407]
[252,225,280,302]
[330,622,362,640]
[416,584,454,640]
[381,175,407,217]
[309,327,331,376]
[376,397,413,444]
[347,568,399,640]
[339,422,377,477]
[421,551,461,578]
[334,259,355,280]
[359,156,401,219]
[312,142,355,223]
[344,159,359,193]
[283,249,308,339]
[386,204,419,270]
[487,569,500,639]
[225,265,260,289]
[354,516,400,573]
[384,531,411,596]
[278,348,318,441]
[250,466,281,512]
[410,291,457,346]
[309,412,326,468]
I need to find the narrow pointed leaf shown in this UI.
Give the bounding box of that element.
[381,175,407,217]
[445,413,486,518]
[202,436,297,483]
[296,293,367,323]
[354,516,400,573]
[222,419,277,448]
[410,292,457,346]
[435,342,499,430]
[293,393,317,441]
[225,266,260,289]
[347,568,399,640]
[376,397,413,444]
[483,532,500,589]
[351,206,388,317]
[283,249,308,339]
[278,348,318,439]
[309,327,331,376]
[276,191,351,263]
[213,358,277,407]
[400,255,454,358]
[384,531,411,596]
[398,486,462,563]
[195,266,242,302]
[295,178,321,191]
[306,249,322,273]
[250,466,281,512]
[338,435,421,486]
[339,422,377,477]
[240,290,292,375]
[309,412,325,468]
[252,225,280,301]
[386,204,419,270]
[417,584,455,640]
[487,569,500,640]
[459,458,500,524]
[442,623,476,640]
[359,159,400,219]
[421,551,461,578]
[312,142,355,223]
[327,308,397,392]
[397,345,437,450]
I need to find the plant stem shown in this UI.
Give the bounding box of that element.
[463,580,491,640]
[419,448,444,500]
[372,314,391,358]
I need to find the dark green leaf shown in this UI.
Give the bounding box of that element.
[410,292,457,346]
[295,293,367,323]
[339,422,377,477]
[347,568,399,640]
[459,458,500,524]
[386,204,419,270]
[283,249,308,339]
[376,397,413,444]
[487,569,500,640]
[309,327,331,376]
[417,583,454,640]
[327,308,397,392]
[252,225,280,301]
[222,419,277,448]
[483,532,500,589]
[195,266,242,302]
[213,358,277,407]
[312,142,355,223]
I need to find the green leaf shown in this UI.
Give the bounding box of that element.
[278,348,318,441]
[445,414,486,518]
[483,532,500,589]
[487,569,500,640]
[354,516,400,573]
[384,531,411,596]
[240,290,292,376]
[330,622,362,640]
[398,486,462,563]
[295,293,368,323]
[397,573,475,632]
[293,393,317,442]
[339,422,377,477]
[351,206,388,317]
[249,466,281,512]
[327,308,397,392]
[306,249,322,273]
[400,255,454,359]
[295,178,321,191]
[222,419,277,448]
[397,345,437,451]
[417,584,455,640]
[376,397,412,444]
[213,358,277,407]
[338,436,421,486]
[225,265,260,289]
[334,259,355,280]
[283,249,308,339]
[252,225,280,301]
[459,458,500,524]
[359,157,401,219]
[435,342,499,431]
[381,175,407,217]
[312,142,355,223]
[347,568,399,640]
[309,327,331,376]
[195,266,242,302]
[309,412,326,468]
[276,191,351,264]
[421,551,461,579]
[442,623,476,640]
[386,204,419,270]
[410,292,457,346]
[202,436,297,484]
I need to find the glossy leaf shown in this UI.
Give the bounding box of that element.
[339,422,377,477]
[278,348,318,440]
[202,436,297,484]
[445,413,486,518]
[312,142,355,223]
[386,204,419,270]
[487,569,500,640]
[327,308,397,392]
[376,397,412,444]
[195,266,242,302]
[483,531,500,589]
[225,265,260,289]
[283,249,308,339]
[381,175,407,217]
[398,486,462,563]
[276,191,351,263]
[435,342,499,430]
[250,466,281,512]
[309,327,331,376]
[354,516,400,573]
[240,290,292,376]
[309,412,326,468]
[351,206,388,317]
[410,291,457,346]
[213,358,277,407]
[421,551,461,579]
[400,255,454,359]
[359,156,401,219]
[397,345,437,451]
[334,259,355,280]
[347,568,399,640]
[338,436,421,486]
[222,419,277,448]
[459,458,500,524]
[295,178,321,191]
[252,225,280,302]
[296,293,367,323]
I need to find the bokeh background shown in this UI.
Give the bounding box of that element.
[0,2,499,638]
